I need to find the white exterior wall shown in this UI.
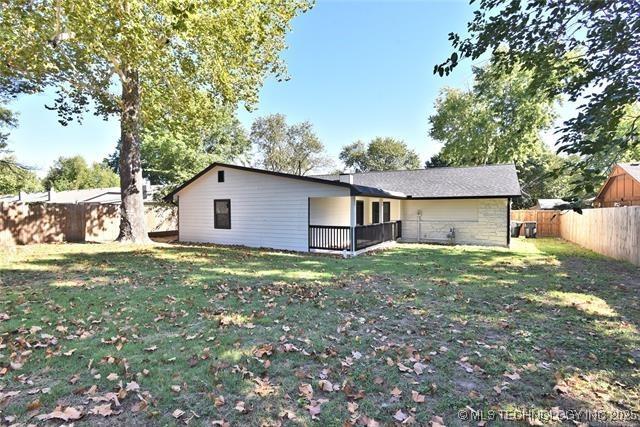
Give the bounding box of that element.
[309,197,351,226]
[401,198,508,247]
[177,166,349,252]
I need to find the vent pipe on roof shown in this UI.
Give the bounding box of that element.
[339,173,353,185]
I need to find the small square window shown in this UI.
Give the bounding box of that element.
[218,170,225,182]
[214,199,231,229]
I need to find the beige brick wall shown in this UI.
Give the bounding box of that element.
[401,198,508,247]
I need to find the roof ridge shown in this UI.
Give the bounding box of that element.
[346,163,516,176]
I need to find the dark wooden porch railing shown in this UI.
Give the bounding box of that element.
[309,221,402,252]
[309,225,351,251]
[354,221,401,251]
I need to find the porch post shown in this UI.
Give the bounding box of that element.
[350,196,356,254]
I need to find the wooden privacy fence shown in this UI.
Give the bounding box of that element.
[559,206,640,266]
[0,202,176,245]
[511,210,561,237]
[512,207,640,266]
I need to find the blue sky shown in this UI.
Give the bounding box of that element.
[7,0,479,176]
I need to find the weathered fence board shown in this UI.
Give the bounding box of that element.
[511,210,561,237]
[512,207,640,266]
[0,202,176,245]
[558,206,640,266]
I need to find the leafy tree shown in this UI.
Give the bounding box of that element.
[339,137,421,172]
[44,156,119,191]
[514,151,584,209]
[106,112,251,185]
[424,152,450,168]
[250,114,332,175]
[0,106,15,148]
[0,147,43,195]
[430,62,556,166]
[429,60,575,207]
[0,0,310,241]
[576,104,640,178]
[435,0,640,191]
[0,102,43,194]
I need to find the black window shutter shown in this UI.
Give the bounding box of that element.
[372,202,380,223]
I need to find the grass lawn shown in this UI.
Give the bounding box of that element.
[1,239,639,426]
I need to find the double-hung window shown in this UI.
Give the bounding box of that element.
[214,199,231,229]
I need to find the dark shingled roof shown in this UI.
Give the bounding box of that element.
[312,164,521,199]
[164,162,521,202]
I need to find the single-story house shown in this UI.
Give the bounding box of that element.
[594,162,640,208]
[164,162,521,254]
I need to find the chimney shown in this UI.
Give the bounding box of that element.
[339,173,353,185]
[47,188,54,202]
[18,191,24,201]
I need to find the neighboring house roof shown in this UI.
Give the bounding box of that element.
[165,162,521,202]
[313,164,521,199]
[534,199,567,210]
[0,183,160,204]
[617,162,640,183]
[595,162,640,200]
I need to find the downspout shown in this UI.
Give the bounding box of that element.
[507,197,511,247]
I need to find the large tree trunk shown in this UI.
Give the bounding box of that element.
[117,68,148,243]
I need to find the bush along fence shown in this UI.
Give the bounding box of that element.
[0,202,176,245]
[512,207,640,266]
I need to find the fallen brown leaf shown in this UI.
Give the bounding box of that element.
[411,390,426,403]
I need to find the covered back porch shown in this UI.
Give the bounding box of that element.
[308,196,402,254]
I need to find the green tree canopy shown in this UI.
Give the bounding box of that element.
[435,0,640,189]
[428,60,578,208]
[430,62,556,166]
[106,112,251,186]
[0,101,43,195]
[44,156,119,191]
[0,147,43,195]
[0,0,309,241]
[339,137,421,173]
[424,152,450,168]
[250,114,332,175]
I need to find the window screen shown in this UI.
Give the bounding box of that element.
[218,170,225,182]
[383,202,391,222]
[214,199,231,229]
[372,201,380,223]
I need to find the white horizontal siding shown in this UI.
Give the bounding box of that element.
[177,166,349,252]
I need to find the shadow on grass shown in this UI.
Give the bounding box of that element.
[1,239,639,424]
